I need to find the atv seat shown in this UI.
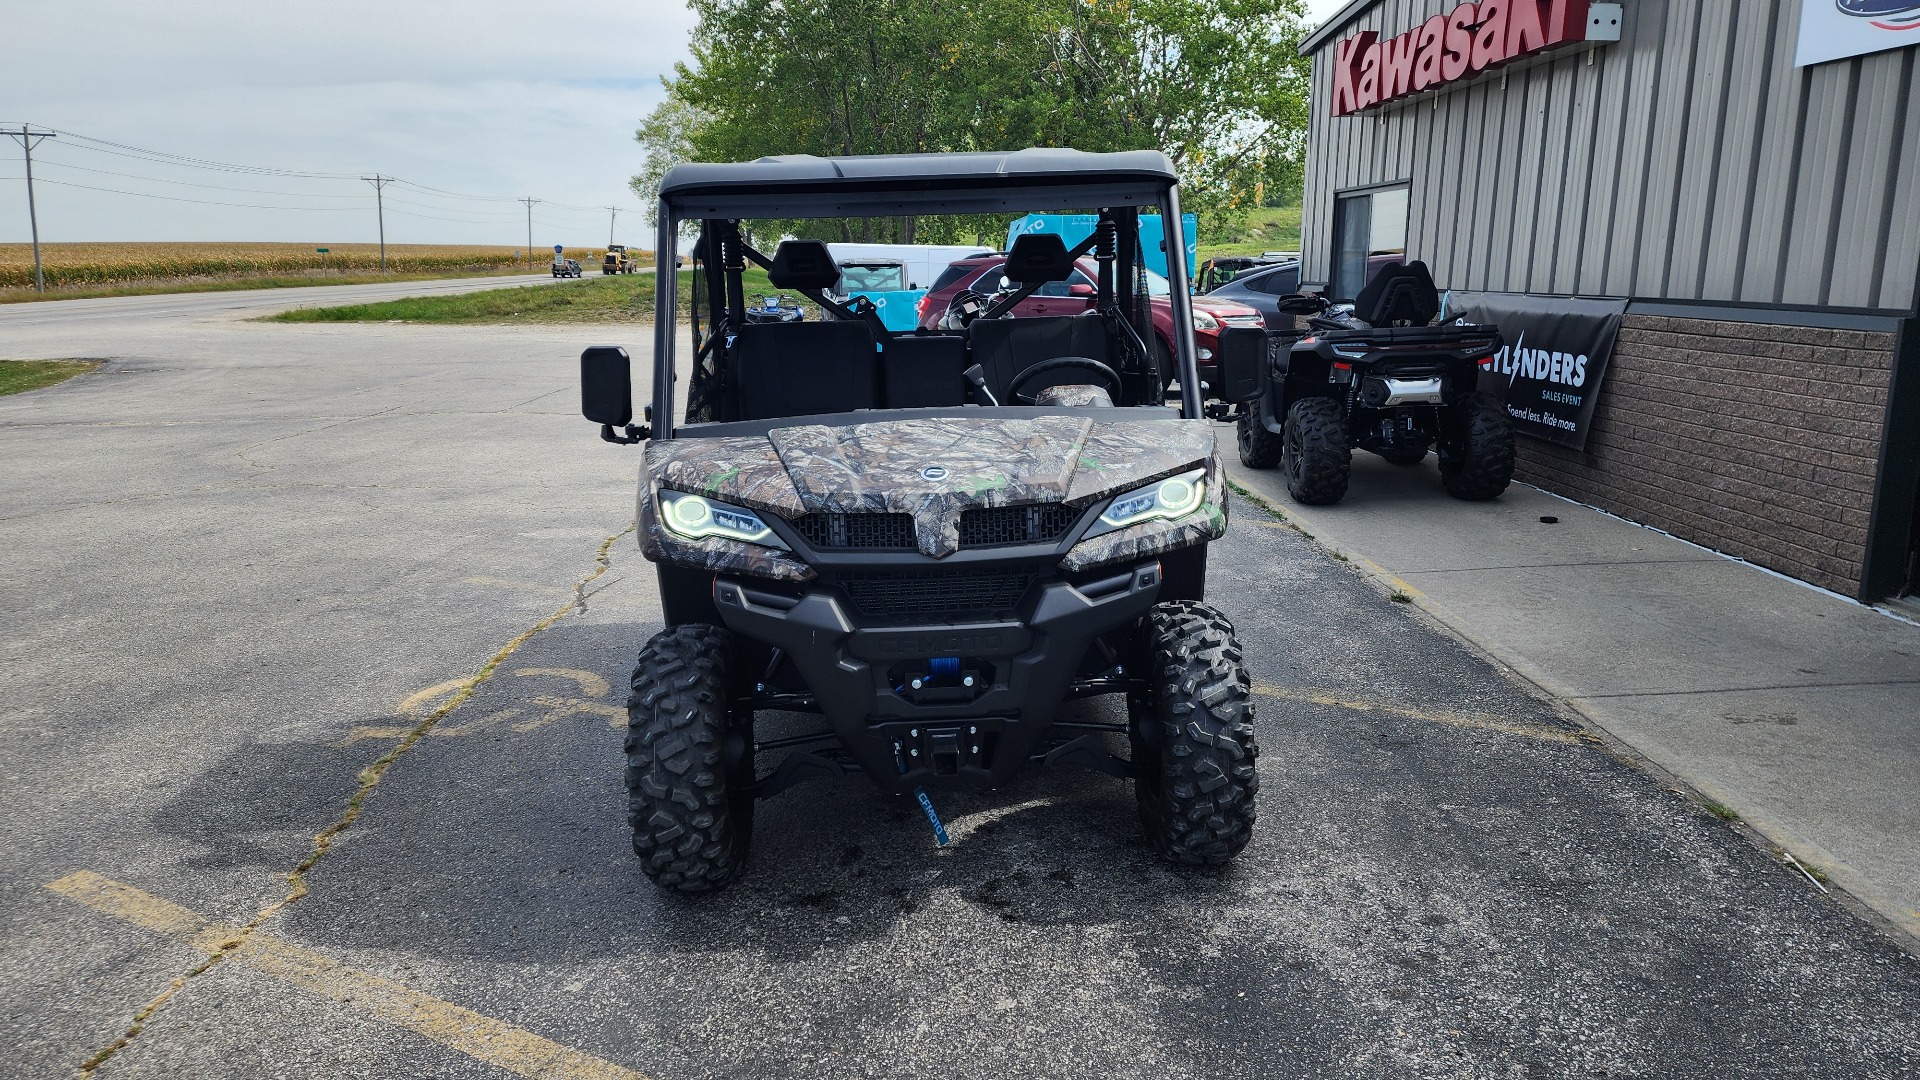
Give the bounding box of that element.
[965,313,1111,400]
[1352,260,1439,327]
[733,320,877,420]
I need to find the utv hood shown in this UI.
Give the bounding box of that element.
[644,415,1220,563]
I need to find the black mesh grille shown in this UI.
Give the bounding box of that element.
[792,513,915,550]
[959,504,1081,548]
[834,568,1036,622]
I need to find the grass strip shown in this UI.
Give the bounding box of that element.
[0,359,103,396]
[268,268,778,325]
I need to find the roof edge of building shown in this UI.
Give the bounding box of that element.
[1300,0,1386,55]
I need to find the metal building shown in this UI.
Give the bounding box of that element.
[1298,0,1920,602]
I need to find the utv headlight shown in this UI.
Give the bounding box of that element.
[657,490,788,549]
[1085,468,1207,538]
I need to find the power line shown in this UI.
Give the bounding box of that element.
[6,124,643,254]
[43,126,362,179]
[26,176,367,211]
[28,155,373,199]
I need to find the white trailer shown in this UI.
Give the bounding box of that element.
[826,243,994,291]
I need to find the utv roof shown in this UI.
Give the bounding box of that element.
[658,148,1179,219]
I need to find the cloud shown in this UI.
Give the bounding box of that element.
[0,0,695,244]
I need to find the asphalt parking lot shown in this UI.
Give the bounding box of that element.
[3,288,1919,1078]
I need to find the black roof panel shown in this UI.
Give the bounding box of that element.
[657,148,1179,218]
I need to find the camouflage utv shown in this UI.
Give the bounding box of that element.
[580,149,1272,892]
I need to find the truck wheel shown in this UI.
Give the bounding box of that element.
[626,624,754,893]
[1236,413,1283,469]
[1437,394,1515,501]
[1130,601,1259,866]
[1282,397,1350,504]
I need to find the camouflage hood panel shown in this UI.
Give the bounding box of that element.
[641,415,1222,568]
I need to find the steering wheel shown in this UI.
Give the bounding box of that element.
[940,289,993,329]
[1007,356,1123,405]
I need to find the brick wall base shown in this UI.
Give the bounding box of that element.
[1512,314,1897,598]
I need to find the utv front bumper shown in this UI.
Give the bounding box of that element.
[712,561,1163,794]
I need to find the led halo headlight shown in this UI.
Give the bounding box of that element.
[1085,468,1208,538]
[656,489,788,549]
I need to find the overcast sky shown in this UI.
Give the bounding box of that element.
[1,0,1348,248]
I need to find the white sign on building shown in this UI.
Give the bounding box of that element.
[1796,0,1920,67]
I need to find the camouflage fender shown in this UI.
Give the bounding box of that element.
[1061,452,1228,572]
[639,437,813,582]
[1064,420,1216,503]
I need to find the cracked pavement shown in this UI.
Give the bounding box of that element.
[3,285,1918,1078]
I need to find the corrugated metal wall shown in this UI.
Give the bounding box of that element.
[1300,0,1920,312]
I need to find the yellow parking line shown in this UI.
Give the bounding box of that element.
[46,872,646,1080]
[1251,683,1585,744]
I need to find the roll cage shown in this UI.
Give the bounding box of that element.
[649,149,1203,438]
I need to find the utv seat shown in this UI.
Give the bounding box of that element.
[879,333,970,408]
[733,320,877,420]
[965,313,1112,400]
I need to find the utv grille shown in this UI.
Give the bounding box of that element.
[833,568,1037,622]
[958,504,1081,548]
[792,512,916,550]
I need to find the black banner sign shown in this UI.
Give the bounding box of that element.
[1448,292,1625,451]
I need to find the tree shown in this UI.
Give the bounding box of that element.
[631,96,706,234]
[634,0,1312,240]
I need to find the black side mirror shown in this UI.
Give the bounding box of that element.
[582,346,647,443]
[1276,294,1326,316]
[582,345,631,425]
[1212,327,1270,404]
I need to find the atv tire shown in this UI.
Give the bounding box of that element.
[1131,601,1259,866]
[1438,393,1515,501]
[1377,444,1428,466]
[1282,396,1351,504]
[625,624,754,892]
[1237,413,1284,469]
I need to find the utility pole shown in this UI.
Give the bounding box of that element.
[364,175,392,272]
[605,206,619,248]
[5,126,56,293]
[520,197,540,269]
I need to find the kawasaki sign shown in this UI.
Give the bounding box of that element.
[1330,0,1617,117]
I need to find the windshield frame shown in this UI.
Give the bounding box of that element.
[650,175,1199,437]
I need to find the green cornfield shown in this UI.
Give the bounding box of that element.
[0,243,651,291]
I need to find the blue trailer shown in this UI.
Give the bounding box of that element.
[1005,213,1198,279]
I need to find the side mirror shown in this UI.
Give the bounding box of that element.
[1067,282,1096,297]
[582,346,647,444]
[1276,294,1325,316]
[1212,327,1269,404]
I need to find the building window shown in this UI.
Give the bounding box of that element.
[1331,184,1409,300]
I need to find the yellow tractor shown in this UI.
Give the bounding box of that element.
[601,245,638,275]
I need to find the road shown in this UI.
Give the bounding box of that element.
[1,291,1917,1078]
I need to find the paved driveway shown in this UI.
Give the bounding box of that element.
[2,292,1916,1078]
